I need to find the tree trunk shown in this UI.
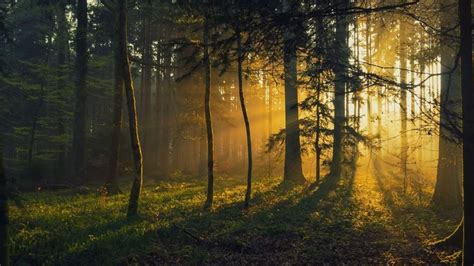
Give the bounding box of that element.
[71,0,88,182]
[330,0,349,178]
[459,0,473,263]
[282,0,305,184]
[236,26,252,208]
[432,0,462,210]
[118,0,144,217]
[399,13,408,193]
[203,13,214,209]
[0,144,8,266]
[105,6,124,195]
[56,0,68,179]
[141,1,152,174]
[315,80,322,183]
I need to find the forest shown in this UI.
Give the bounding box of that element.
[0,0,472,264]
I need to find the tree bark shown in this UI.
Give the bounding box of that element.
[71,0,88,182]
[141,0,153,174]
[330,0,349,178]
[105,5,124,195]
[56,0,68,179]
[399,12,408,193]
[432,0,462,210]
[282,0,305,184]
[117,0,144,217]
[236,26,252,208]
[459,0,473,263]
[0,144,8,266]
[203,13,214,209]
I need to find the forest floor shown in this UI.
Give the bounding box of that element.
[10,155,462,264]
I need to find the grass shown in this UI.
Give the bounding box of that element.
[9,159,461,264]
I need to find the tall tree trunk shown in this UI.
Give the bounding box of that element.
[56,0,68,179]
[141,1,152,174]
[71,0,88,182]
[432,0,462,210]
[366,11,372,136]
[459,0,473,263]
[399,13,408,193]
[315,79,322,183]
[105,7,124,194]
[0,143,8,266]
[118,0,144,217]
[203,13,214,208]
[282,0,305,183]
[236,26,252,208]
[330,0,349,178]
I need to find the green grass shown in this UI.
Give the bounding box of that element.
[9,167,461,264]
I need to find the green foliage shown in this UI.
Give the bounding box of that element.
[10,171,459,264]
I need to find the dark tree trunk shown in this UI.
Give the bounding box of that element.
[236,26,252,208]
[0,144,8,266]
[330,0,349,178]
[71,0,88,182]
[56,0,68,179]
[459,0,473,263]
[203,13,214,209]
[315,80,322,183]
[141,0,153,174]
[118,0,144,217]
[105,6,124,195]
[282,0,305,184]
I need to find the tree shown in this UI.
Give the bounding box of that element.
[399,7,408,193]
[105,1,124,194]
[432,0,462,210]
[71,0,88,182]
[459,0,472,263]
[330,0,349,178]
[0,144,8,266]
[203,7,214,209]
[282,0,305,184]
[117,0,144,217]
[236,24,252,208]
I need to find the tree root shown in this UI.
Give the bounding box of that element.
[429,219,463,249]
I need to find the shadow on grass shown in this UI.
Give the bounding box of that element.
[14,162,406,264]
[371,155,461,263]
[140,164,370,264]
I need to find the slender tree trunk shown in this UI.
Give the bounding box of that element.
[105,8,124,194]
[315,80,322,183]
[0,143,8,266]
[267,78,273,178]
[118,0,144,217]
[330,0,349,178]
[399,14,408,193]
[459,0,473,263]
[71,0,88,182]
[282,0,305,184]
[366,12,372,136]
[236,26,252,208]
[203,13,214,208]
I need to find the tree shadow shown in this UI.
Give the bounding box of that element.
[141,164,373,264]
[371,155,460,263]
